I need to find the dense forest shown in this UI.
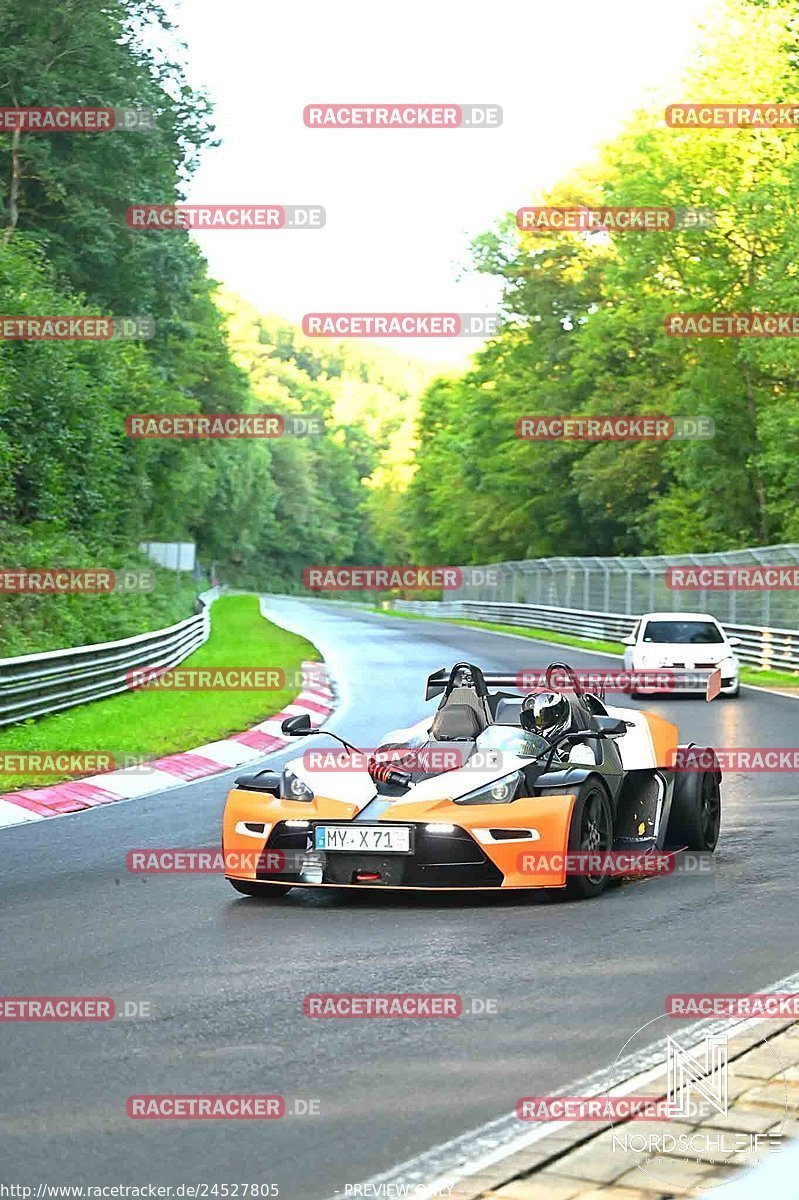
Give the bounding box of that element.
[2,0,799,655]
[0,0,426,650]
[404,0,799,563]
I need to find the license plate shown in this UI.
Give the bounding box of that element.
[314,825,411,853]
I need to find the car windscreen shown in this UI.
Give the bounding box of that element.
[476,724,549,758]
[642,620,724,644]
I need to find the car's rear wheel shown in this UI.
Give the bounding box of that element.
[565,781,614,899]
[666,751,721,851]
[227,879,292,898]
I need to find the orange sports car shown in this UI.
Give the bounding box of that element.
[222,661,721,900]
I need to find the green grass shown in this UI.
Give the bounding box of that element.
[0,594,319,791]
[376,606,799,691]
[739,665,799,688]
[0,528,203,657]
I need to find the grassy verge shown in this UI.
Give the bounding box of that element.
[0,594,319,791]
[376,606,799,691]
[0,530,203,657]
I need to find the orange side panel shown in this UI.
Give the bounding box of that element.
[642,711,679,768]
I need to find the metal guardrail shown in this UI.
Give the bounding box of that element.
[0,587,219,727]
[390,599,799,674]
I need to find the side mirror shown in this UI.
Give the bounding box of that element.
[234,770,281,795]
[281,713,313,736]
[727,636,742,648]
[621,635,636,646]
[593,715,627,737]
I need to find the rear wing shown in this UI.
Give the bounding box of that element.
[426,664,724,703]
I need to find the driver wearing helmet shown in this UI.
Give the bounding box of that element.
[520,690,597,763]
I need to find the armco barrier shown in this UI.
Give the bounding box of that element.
[389,599,799,674]
[0,587,219,728]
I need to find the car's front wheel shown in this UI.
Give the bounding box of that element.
[227,878,293,898]
[565,781,614,899]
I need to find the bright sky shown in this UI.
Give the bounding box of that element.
[169,0,713,365]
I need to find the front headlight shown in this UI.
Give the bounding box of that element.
[454,770,523,806]
[280,769,315,802]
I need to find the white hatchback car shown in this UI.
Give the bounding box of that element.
[622,612,741,698]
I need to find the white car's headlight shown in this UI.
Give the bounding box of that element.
[454,770,523,806]
[280,769,315,802]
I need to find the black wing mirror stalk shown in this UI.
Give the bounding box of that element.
[280,712,360,754]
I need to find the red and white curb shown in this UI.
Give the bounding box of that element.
[0,660,335,829]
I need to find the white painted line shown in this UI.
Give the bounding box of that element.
[81,768,183,798]
[252,719,291,737]
[280,701,319,716]
[333,967,799,1200]
[191,740,264,767]
[0,799,44,827]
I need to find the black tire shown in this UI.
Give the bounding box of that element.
[227,878,292,898]
[666,752,721,851]
[722,683,740,699]
[565,781,614,899]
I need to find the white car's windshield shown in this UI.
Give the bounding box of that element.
[476,724,550,759]
[642,620,724,645]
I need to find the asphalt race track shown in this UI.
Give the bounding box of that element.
[1,599,798,1198]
